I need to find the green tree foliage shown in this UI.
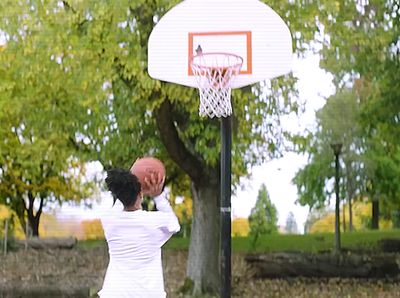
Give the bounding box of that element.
[294,88,399,232]
[299,0,400,226]
[294,90,362,207]
[293,89,367,251]
[318,89,365,233]
[313,0,399,94]
[249,184,278,246]
[0,1,96,236]
[0,0,322,294]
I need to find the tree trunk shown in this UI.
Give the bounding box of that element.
[0,285,88,297]
[344,160,354,232]
[187,182,220,296]
[155,100,221,295]
[342,200,346,232]
[333,149,341,254]
[28,215,40,237]
[15,237,77,249]
[371,195,379,230]
[334,188,341,253]
[393,210,400,228]
[348,195,353,232]
[14,197,27,236]
[26,192,44,237]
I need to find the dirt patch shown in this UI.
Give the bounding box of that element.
[0,247,399,297]
[0,247,107,297]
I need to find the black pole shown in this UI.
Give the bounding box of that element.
[220,116,232,298]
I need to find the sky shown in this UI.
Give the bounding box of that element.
[58,53,335,233]
[232,53,335,231]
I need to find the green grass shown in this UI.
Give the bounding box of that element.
[163,236,189,250]
[234,229,400,253]
[79,229,400,253]
[77,238,107,249]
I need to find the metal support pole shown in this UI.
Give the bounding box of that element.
[220,116,232,298]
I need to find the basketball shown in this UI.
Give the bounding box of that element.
[130,157,166,191]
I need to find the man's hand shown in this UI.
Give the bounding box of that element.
[143,172,165,197]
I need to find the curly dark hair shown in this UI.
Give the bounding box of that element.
[105,168,141,208]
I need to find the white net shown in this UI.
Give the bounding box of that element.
[190,53,243,118]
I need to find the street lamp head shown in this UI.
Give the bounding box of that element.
[331,143,343,155]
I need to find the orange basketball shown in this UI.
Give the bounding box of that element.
[130,157,166,191]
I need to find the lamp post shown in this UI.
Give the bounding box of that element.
[331,143,342,254]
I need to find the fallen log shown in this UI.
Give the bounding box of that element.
[379,238,400,253]
[0,285,89,298]
[245,252,400,278]
[15,237,77,250]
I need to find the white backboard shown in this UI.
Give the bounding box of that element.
[148,0,292,89]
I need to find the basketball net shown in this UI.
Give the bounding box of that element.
[190,53,243,118]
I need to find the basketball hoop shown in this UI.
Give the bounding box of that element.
[190,53,243,118]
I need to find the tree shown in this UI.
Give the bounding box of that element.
[304,207,332,234]
[0,1,98,236]
[249,184,278,246]
[319,90,365,232]
[331,143,342,253]
[293,89,374,253]
[81,219,104,240]
[309,200,393,233]
[0,1,316,294]
[285,212,298,234]
[171,195,193,239]
[232,218,250,237]
[294,90,364,225]
[299,0,400,229]
[0,59,95,237]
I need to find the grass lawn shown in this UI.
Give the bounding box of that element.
[79,229,400,253]
[231,229,400,253]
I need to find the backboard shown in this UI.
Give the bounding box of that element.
[148,0,292,89]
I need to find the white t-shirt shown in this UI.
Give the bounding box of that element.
[98,193,180,298]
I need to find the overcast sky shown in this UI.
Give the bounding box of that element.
[232,54,335,230]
